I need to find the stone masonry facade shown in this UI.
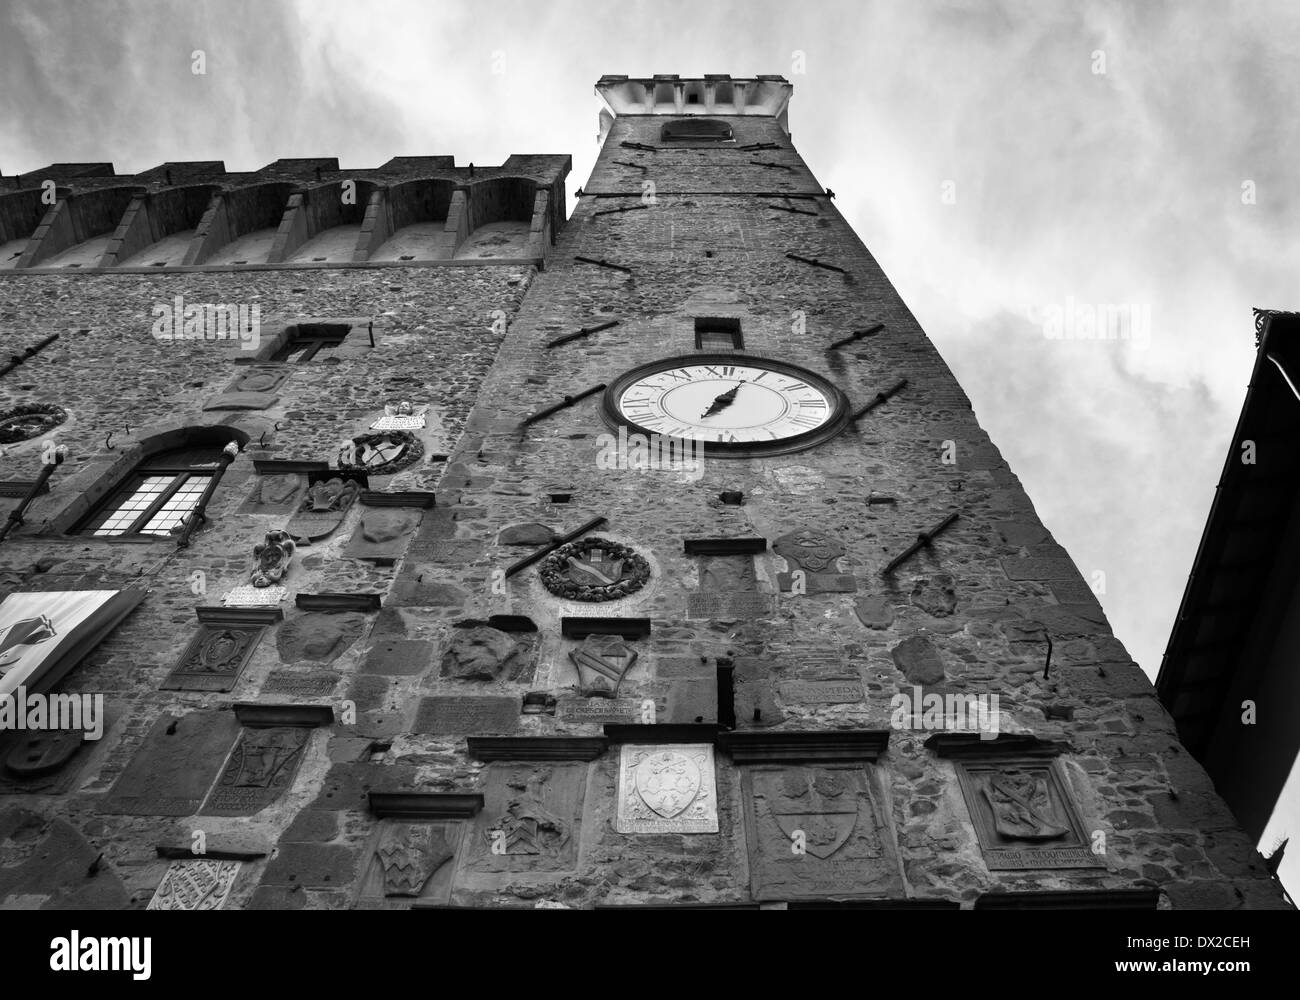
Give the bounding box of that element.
[0,74,1287,911]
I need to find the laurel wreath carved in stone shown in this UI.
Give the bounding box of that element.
[0,403,67,444]
[539,536,650,602]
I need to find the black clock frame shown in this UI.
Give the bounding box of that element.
[600,353,852,458]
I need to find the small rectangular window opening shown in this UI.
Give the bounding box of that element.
[716,660,736,729]
[273,323,353,363]
[695,317,743,350]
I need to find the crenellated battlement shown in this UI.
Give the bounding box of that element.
[0,155,571,271]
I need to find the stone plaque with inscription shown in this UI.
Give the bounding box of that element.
[223,585,287,607]
[556,697,642,724]
[201,727,310,817]
[148,860,241,910]
[413,696,519,735]
[262,670,340,697]
[685,592,775,620]
[955,759,1102,870]
[371,414,425,430]
[778,679,865,705]
[773,644,845,672]
[616,744,718,833]
[743,764,903,900]
[371,403,428,431]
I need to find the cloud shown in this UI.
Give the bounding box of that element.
[0,0,411,174]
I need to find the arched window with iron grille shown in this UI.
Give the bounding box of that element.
[77,436,238,537]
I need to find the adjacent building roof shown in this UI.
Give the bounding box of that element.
[1157,309,1300,838]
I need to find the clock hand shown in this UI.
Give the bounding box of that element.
[700,381,745,419]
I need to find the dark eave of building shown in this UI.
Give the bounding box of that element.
[1156,309,1300,758]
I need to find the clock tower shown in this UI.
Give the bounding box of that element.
[420,72,1288,909]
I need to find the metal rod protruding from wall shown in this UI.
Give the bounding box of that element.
[574,256,633,274]
[521,384,607,426]
[786,252,846,274]
[829,324,885,350]
[175,441,240,549]
[880,510,960,576]
[546,320,620,349]
[849,379,908,422]
[0,445,67,544]
[0,333,60,379]
[505,515,608,578]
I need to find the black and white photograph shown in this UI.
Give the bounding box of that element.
[0,0,1293,980]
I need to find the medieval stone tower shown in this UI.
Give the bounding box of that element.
[0,74,1287,911]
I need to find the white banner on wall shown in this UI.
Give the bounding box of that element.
[0,590,144,699]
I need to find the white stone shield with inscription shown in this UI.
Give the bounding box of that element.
[616,744,718,833]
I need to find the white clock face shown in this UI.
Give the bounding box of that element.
[615,360,837,444]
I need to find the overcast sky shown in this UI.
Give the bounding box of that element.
[2,0,1297,885]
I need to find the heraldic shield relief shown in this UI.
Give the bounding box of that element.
[147,860,240,910]
[377,824,455,897]
[616,744,719,833]
[767,767,859,859]
[954,760,1103,870]
[202,727,311,816]
[467,763,586,875]
[742,765,904,900]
